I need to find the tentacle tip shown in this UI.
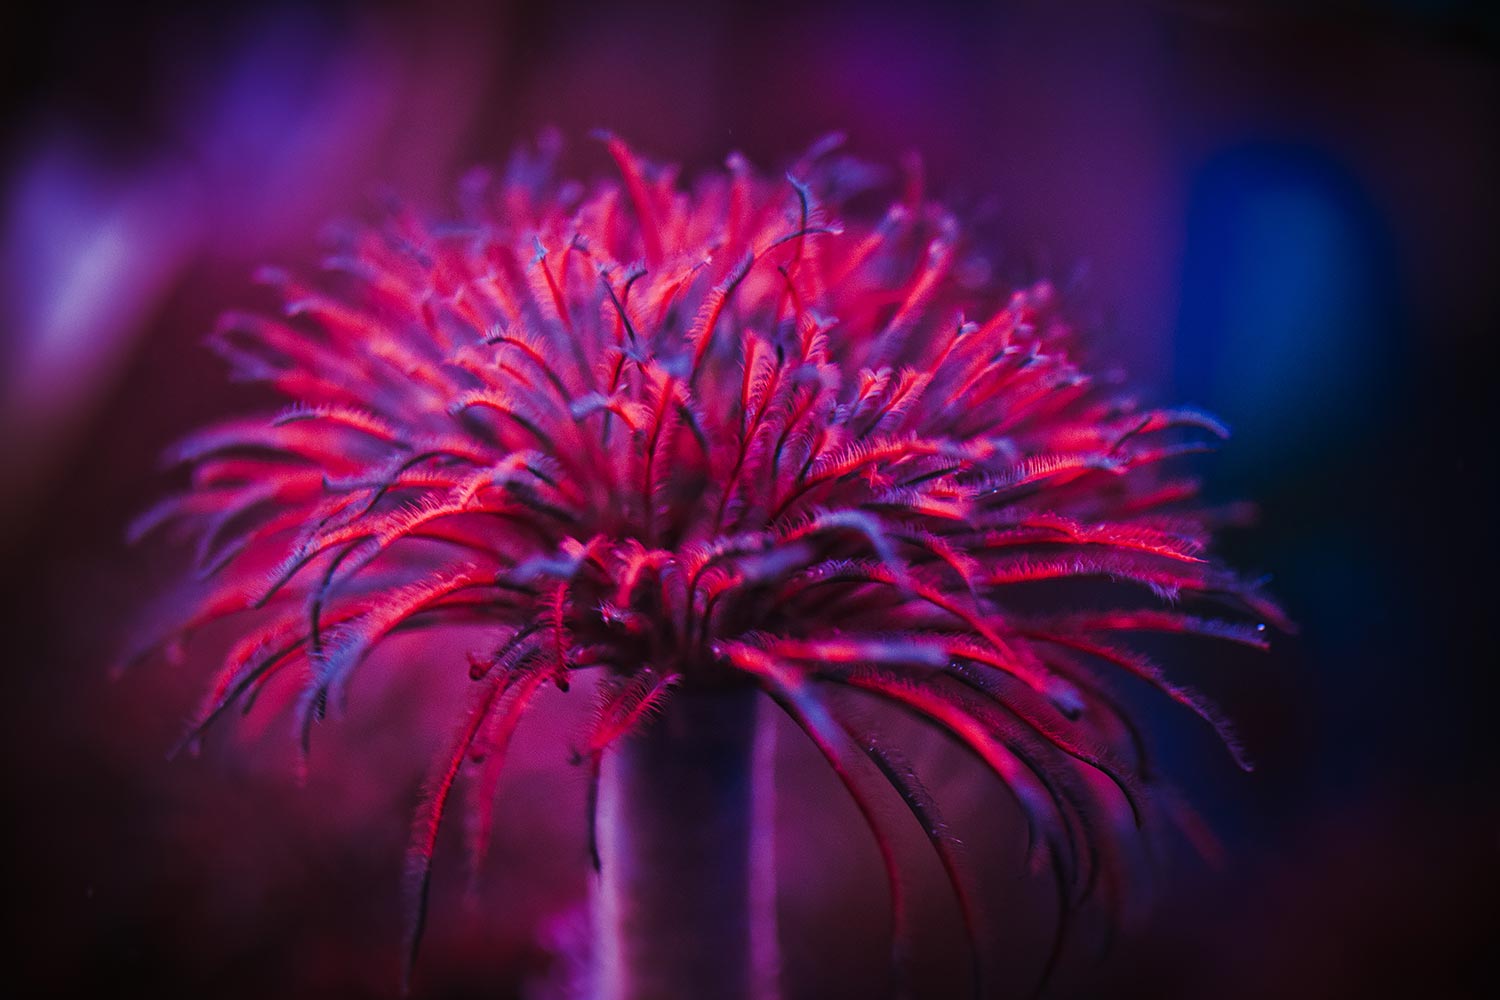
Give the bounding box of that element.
[165,733,199,763]
[1047,681,1087,720]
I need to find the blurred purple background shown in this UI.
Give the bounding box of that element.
[2,1,1495,997]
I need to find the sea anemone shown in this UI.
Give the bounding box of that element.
[130,132,1286,999]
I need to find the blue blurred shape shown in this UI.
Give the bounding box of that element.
[1175,145,1399,471]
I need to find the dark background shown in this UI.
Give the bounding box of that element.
[2,1,1495,997]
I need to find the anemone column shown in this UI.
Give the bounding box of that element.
[594,685,778,1000]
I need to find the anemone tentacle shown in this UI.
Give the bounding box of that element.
[138,133,1282,993]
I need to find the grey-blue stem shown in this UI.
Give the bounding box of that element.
[593,685,779,1000]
